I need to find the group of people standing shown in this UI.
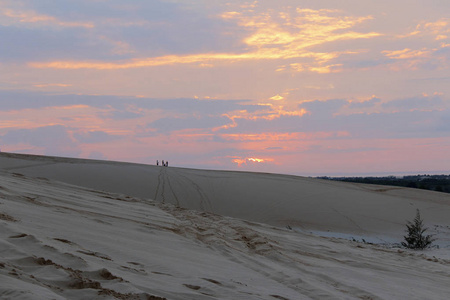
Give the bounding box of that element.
[157,160,168,167]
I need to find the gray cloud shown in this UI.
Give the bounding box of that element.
[330,109,450,138]
[218,98,450,139]
[73,131,121,144]
[2,90,450,158]
[147,115,232,133]
[102,110,144,120]
[382,95,445,111]
[137,98,265,115]
[88,151,107,160]
[299,99,348,116]
[0,91,115,111]
[0,26,115,61]
[0,125,81,156]
[0,91,265,115]
[348,97,381,109]
[3,0,245,61]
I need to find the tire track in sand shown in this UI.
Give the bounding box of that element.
[154,167,165,203]
[170,169,213,212]
[162,168,180,207]
[154,167,180,207]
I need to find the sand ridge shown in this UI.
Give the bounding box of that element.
[0,152,449,243]
[0,153,450,299]
[0,169,449,299]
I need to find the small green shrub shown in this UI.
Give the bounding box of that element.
[402,209,435,250]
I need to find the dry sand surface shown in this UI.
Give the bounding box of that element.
[0,152,449,299]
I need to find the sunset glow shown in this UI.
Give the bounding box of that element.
[1,0,449,175]
[232,157,275,166]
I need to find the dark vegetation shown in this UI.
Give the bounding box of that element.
[319,174,450,193]
[402,209,435,250]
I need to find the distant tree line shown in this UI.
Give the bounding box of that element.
[319,174,450,194]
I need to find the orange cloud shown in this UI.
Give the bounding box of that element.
[382,48,431,60]
[231,158,246,166]
[29,7,381,71]
[220,11,242,19]
[382,42,450,71]
[213,105,309,132]
[231,156,275,166]
[248,157,264,162]
[33,83,72,88]
[1,7,94,28]
[399,18,450,40]
[239,1,258,9]
[269,94,284,101]
[30,53,253,69]
[423,18,450,40]
[243,25,297,46]
[219,131,345,142]
[308,64,343,74]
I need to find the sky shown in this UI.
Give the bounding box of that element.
[1,0,450,176]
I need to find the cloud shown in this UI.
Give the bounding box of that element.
[0,124,81,156]
[418,18,450,40]
[1,0,240,62]
[382,95,445,111]
[1,1,450,175]
[348,97,382,109]
[88,151,107,160]
[1,87,449,175]
[342,110,450,138]
[0,91,255,113]
[0,26,107,61]
[0,94,279,141]
[383,48,431,60]
[0,26,134,63]
[381,35,450,71]
[33,83,72,88]
[28,6,381,70]
[147,115,232,133]
[210,95,450,140]
[2,91,448,143]
[0,4,94,28]
[104,109,143,120]
[230,156,275,167]
[299,99,348,116]
[0,90,111,111]
[270,94,284,101]
[73,130,121,144]
[136,98,264,115]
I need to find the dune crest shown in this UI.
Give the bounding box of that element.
[1,168,450,299]
[1,152,449,244]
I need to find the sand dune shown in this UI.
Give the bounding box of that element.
[1,152,449,244]
[1,153,450,299]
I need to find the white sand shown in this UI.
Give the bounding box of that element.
[0,152,449,299]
